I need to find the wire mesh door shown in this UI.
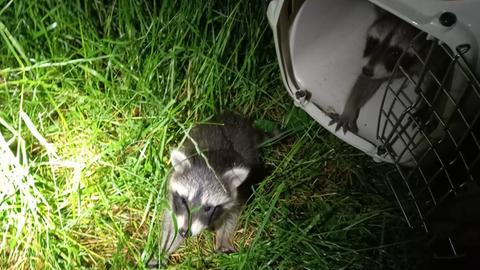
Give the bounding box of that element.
[377,32,480,260]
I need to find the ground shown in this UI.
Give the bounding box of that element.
[0,1,415,269]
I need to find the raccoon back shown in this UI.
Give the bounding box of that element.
[184,113,263,169]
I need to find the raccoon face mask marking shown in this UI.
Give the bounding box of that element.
[169,149,250,238]
[361,13,419,80]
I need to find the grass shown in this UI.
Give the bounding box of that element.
[0,0,416,269]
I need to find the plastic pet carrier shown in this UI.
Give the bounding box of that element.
[268,0,480,265]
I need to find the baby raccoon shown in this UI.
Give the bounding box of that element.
[330,8,426,133]
[148,113,265,267]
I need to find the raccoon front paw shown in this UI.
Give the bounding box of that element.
[328,112,358,134]
[215,243,237,254]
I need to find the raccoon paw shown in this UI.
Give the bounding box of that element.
[215,243,237,254]
[328,112,358,134]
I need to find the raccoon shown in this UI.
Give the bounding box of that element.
[329,8,426,133]
[147,113,265,267]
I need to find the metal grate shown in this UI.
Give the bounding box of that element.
[377,32,480,260]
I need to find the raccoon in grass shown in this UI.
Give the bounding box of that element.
[329,7,430,133]
[147,113,267,268]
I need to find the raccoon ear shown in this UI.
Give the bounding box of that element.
[170,149,191,173]
[223,167,250,189]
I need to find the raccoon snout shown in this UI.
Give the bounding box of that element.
[362,66,374,78]
[179,228,191,238]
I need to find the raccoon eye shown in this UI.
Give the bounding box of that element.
[203,206,212,212]
[181,197,187,205]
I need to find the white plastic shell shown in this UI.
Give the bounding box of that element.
[267,0,480,164]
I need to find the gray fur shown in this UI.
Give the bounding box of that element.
[329,9,425,134]
[148,113,264,267]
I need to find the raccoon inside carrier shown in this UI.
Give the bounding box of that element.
[267,0,480,268]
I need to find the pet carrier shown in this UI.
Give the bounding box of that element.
[268,0,480,266]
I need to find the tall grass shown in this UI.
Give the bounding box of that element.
[0,0,415,269]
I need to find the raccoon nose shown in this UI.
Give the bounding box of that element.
[179,228,190,238]
[362,66,374,77]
